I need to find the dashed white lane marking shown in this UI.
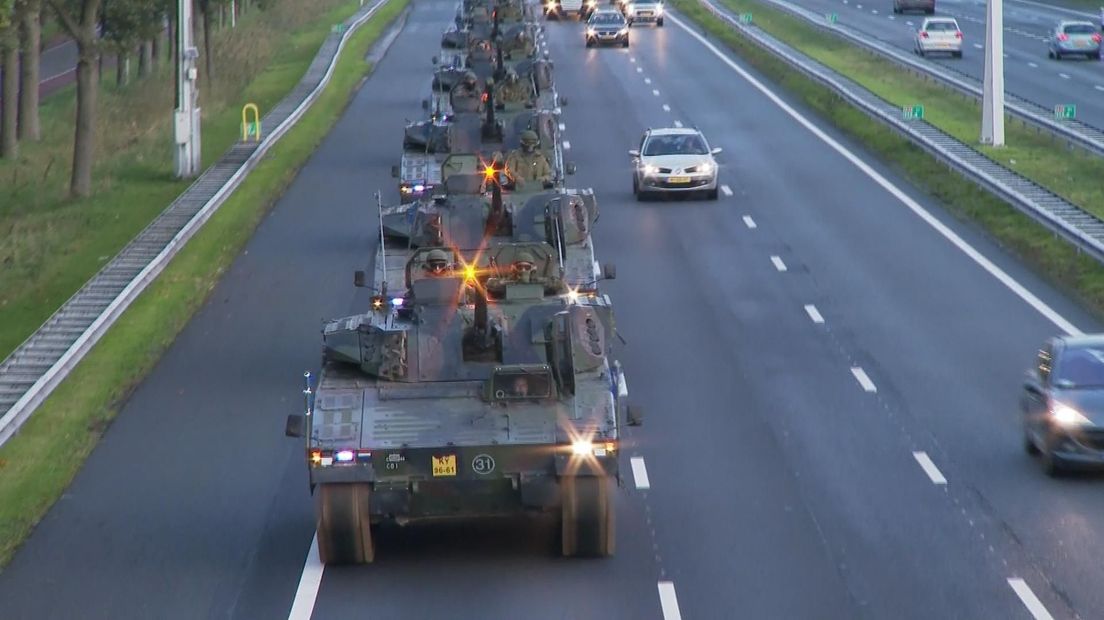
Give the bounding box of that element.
[906,19,914,25]
[637,66,643,73]
[1059,72,1070,79]
[652,88,660,96]
[1008,578,1056,620]
[630,56,637,62]
[804,304,825,324]
[912,451,948,485]
[1096,85,1104,91]
[645,77,652,84]
[888,15,895,19]
[871,8,878,13]
[856,3,863,7]
[631,456,651,489]
[287,535,324,620]
[663,103,671,111]
[673,120,683,127]
[743,215,757,228]
[851,367,877,392]
[973,42,983,48]
[559,122,566,131]
[1028,61,1038,67]
[657,582,683,620]
[669,13,1084,337]
[563,140,572,150]
[771,255,787,271]
[720,184,733,196]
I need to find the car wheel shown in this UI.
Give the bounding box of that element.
[918,47,925,57]
[706,187,719,200]
[1055,50,1062,60]
[657,17,664,26]
[925,7,934,13]
[623,38,630,47]
[632,175,639,195]
[1093,52,1101,60]
[1024,429,1040,455]
[585,39,593,47]
[1041,448,1065,477]
[953,50,962,58]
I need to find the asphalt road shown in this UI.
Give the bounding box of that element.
[0,38,82,103]
[3,0,1104,618]
[784,0,1104,128]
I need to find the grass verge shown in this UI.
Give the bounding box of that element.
[670,0,1104,311]
[0,0,365,362]
[0,0,408,569]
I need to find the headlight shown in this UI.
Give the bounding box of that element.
[586,27,596,36]
[618,27,629,35]
[1051,404,1092,427]
[571,439,617,456]
[626,3,634,11]
[572,440,593,455]
[643,164,658,175]
[655,4,664,13]
[698,162,713,174]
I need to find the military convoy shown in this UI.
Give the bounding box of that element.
[286,0,640,565]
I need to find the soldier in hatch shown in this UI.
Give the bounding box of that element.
[450,71,483,113]
[498,69,530,104]
[511,249,537,283]
[505,130,552,189]
[423,249,454,277]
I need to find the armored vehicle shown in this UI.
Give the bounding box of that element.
[286,248,639,564]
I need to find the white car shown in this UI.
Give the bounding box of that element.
[629,128,722,201]
[623,1,665,26]
[914,17,963,57]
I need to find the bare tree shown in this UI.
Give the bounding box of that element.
[49,0,103,198]
[17,0,41,140]
[1,1,18,159]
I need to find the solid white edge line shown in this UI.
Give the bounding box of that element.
[771,255,787,271]
[804,304,825,324]
[1008,578,1056,620]
[657,582,683,620]
[631,456,651,489]
[720,184,733,196]
[851,367,877,392]
[287,535,324,620]
[743,215,757,228]
[912,451,948,484]
[668,13,1083,337]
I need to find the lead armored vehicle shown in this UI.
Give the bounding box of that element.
[286,246,638,564]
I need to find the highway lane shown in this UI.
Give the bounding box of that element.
[782,0,1104,129]
[541,14,1083,619]
[572,9,1104,617]
[3,1,1104,620]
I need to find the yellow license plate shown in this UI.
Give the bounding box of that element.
[667,176,691,183]
[432,454,457,476]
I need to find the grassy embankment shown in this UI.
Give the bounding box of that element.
[671,0,1104,308]
[0,0,365,361]
[0,0,408,568]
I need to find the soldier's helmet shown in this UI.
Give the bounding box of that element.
[463,70,478,88]
[519,129,539,152]
[512,249,537,281]
[506,68,519,83]
[425,248,451,274]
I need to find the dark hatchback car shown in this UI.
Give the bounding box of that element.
[1022,336,1104,476]
[585,9,630,47]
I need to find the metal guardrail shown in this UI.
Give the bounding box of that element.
[0,0,395,446]
[744,0,1104,159]
[686,0,1104,263]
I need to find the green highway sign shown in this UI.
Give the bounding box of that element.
[1053,104,1076,120]
[826,12,838,23]
[902,104,925,120]
[739,12,753,23]
[332,23,347,34]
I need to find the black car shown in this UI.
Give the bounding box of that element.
[585,10,630,47]
[1022,335,1104,475]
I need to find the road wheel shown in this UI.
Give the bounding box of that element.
[1023,429,1040,455]
[561,476,614,557]
[586,39,593,47]
[657,17,664,26]
[623,37,630,47]
[953,50,962,58]
[1041,449,1065,477]
[706,187,719,200]
[316,483,375,565]
[925,7,934,13]
[918,47,925,57]
[1055,51,1063,60]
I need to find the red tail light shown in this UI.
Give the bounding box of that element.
[1058,33,1069,41]
[955,31,963,39]
[920,31,929,38]
[1093,33,1102,43]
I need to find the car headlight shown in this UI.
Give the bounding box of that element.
[571,439,617,456]
[586,27,596,36]
[626,3,634,11]
[618,27,629,35]
[655,4,664,13]
[1051,404,1093,427]
[698,162,713,174]
[643,164,658,175]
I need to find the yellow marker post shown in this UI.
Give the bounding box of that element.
[241,103,262,142]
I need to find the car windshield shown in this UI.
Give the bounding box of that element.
[591,13,624,24]
[643,134,708,156]
[926,21,957,31]
[1064,24,1096,34]
[1053,347,1104,388]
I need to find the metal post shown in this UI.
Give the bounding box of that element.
[230,0,237,28]
[980,0,1005,146]
[174,0,202,178]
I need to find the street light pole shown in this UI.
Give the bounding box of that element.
[980,0,1005,146]
[174,0,202,178]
